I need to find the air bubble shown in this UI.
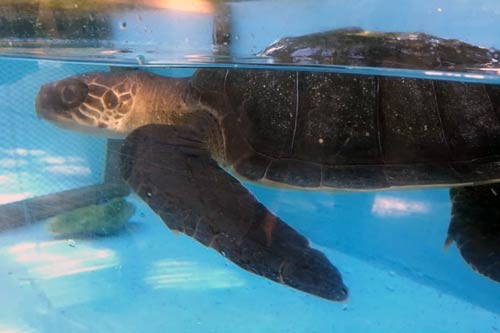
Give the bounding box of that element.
[120,21,127,30]
[136,55,146,65]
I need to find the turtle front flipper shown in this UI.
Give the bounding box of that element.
[120,124,348,301]
[447,184,500,282]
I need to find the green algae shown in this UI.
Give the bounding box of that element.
[46,197,135,237]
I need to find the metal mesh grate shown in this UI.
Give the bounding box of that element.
[0,58,109,204]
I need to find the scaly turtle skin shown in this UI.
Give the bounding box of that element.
[258,27,500,71]
[35,29,500,301]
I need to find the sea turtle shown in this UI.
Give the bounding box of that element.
[35,28,500,301]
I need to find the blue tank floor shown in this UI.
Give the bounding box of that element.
[0,194,498,333]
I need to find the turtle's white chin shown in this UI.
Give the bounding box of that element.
[43,116,127,139]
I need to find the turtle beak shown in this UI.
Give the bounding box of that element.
[35,82,69,123]
[35,89,44,119]
[35,83,53,120]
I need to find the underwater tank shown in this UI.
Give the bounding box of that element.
[0,0,499,332]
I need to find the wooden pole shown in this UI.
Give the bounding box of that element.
[0,183,130,232]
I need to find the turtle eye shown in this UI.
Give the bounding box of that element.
[61,86,77,104]
[57,79,88,109]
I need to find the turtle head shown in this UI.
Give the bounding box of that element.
[35,71,139,138]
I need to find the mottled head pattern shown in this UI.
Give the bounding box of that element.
[36,72,138,137]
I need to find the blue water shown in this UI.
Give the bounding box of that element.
[0,55,499,333]
[1,1,500,330]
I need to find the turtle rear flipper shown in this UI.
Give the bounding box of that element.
[447,184,500,281]
[120,124,348,301]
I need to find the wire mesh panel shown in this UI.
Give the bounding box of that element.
[0,59,107,204]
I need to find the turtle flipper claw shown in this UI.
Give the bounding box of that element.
[120,124,348,301]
